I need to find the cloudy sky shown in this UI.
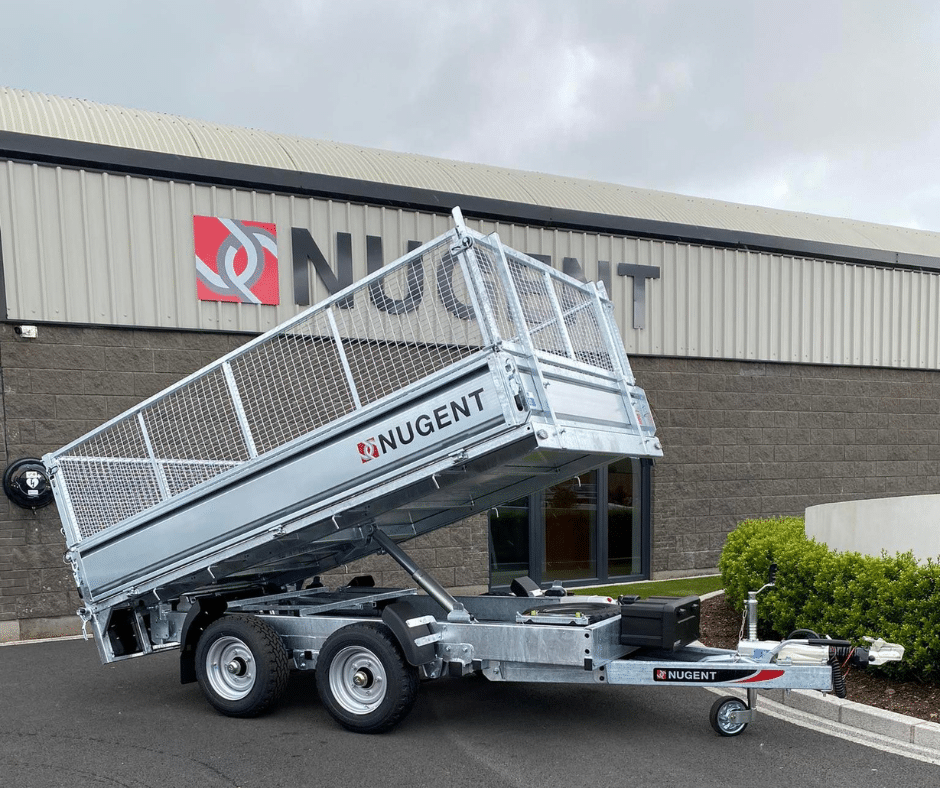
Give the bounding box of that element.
[4,1,940,230]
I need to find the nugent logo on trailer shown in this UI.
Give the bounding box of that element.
[357,386,488,463]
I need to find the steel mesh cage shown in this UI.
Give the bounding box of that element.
[50,224,626,545]
[62,460,164,540]
[59,418,161,538]
[56,415,162,540]
[143,366,251,463]
[499,247,615,373]
[328,241,486,408]
[550,277,615,372]
[53,230,494,542]
[229,310,357,455]
[507,255,570,356]
[464,240,519,342]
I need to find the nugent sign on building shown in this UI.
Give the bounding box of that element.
[1,144,940,368]
[0,159,661,339]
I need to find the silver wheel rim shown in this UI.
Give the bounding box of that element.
[206,635,256,701]
[328,645,388,715]
[716,700,747,734]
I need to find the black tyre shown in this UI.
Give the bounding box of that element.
[195,614,289,717]
[709,695,749,737]
[316,623,419,733]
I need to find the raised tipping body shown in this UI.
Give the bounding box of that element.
[44,208,661,662]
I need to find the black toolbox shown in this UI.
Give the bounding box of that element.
[619,595,701,650]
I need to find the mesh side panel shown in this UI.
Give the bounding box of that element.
[505,257,568,357]
[552,278,615,372]
[59,369,251,537]
[230,310,356,455]
[60,458,162,539]
[57,413,155,536]
[503,249,616,373]
[331,238,486,407]
[528,323,569,359]
[65,412,150,460]
[143,367,250,463]
[467,241,518,342]
[162,461,239,497]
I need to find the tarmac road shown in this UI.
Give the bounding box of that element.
[2,637,938,788]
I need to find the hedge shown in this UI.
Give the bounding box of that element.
[718,516,940,682]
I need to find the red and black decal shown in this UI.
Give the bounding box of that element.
[653,668,785,684]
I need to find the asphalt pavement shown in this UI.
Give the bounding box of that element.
[2,637,939,788]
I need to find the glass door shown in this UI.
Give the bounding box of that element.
[607,458,641,577]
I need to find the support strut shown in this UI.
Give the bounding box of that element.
[369,528,464,616]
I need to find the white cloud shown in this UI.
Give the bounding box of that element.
[644,59,693,113]
[549,45,603,137]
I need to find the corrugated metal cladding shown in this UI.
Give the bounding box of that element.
[2,159,940,370]
[4,86,940,258]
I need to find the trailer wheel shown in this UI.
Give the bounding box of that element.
[316,623,419,733]
[709,696,749,737]
[195,615,289,718]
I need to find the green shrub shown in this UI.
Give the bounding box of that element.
[719,516,940,682]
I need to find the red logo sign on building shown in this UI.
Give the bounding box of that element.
[194,216,279,305]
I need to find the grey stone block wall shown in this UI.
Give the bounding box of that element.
[322,512,490,592]
[4,323,939,632]
[0,324,250,636]
[631,356,940,577]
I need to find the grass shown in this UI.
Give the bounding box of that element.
[570,575,723,599]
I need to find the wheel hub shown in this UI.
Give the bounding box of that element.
[329,646,387,714]
[711,697,749,736]
[205,636,256,701]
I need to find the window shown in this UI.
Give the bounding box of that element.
[488,458,650,589]
[488,496,530,588]
[608,458,640,577]
[544,471,597,581]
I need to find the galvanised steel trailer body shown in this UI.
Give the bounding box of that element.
[43,209,899,736]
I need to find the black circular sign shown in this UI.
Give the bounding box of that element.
[3,458,54,509]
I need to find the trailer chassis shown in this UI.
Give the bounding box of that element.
[103,527,900,737]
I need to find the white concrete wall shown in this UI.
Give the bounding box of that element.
[805,495,940,561]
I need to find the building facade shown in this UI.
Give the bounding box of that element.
[2,87,940,639]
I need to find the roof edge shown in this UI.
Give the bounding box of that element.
[2,129,939,274]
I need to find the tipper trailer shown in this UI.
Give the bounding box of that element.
[43,209,901,736]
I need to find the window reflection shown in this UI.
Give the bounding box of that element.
[488,497,529,587]
[608,458,638,577]
[487,459,643,590]
[543,471,597,581]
